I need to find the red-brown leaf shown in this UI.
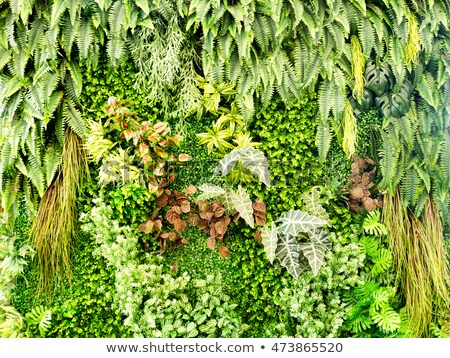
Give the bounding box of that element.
[157,194,169,207]
[200,211,214,221]
[138,219,154,234]
[166,209,180,224]
[218,246,230,258]
[174,218,187,233]
[254,230,262,242]
[207,237,216,250]
[184,185,197,195]
[180,200,190,213]
[252,199,266,213]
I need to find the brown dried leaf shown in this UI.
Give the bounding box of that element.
[187,213,199,226]
[166,209,180,224]
[254,230,262,242]
[168,231,178,241]
[174,218,187,232]
[255,214,267,226]
[138,219,154,234]
[349,187,364,200]
[154,219,162,232]
[207,237,216,250]
[252,199,266,213]
[200,211,214,221]
[171,205,182,214]
[171,261,178,273]
[364,157,376,165]
[233,212,240,222]
[184,185,197,195]
[361,173,372,186]
[156,194,169,207]
[214,220,228,236]
[180,200,190,213]
[213,207,225,218]
[181,238,189,245]
[196,201,211,212]
[197,218,208,230]
[218,246,230,258]
[362,197,376,211]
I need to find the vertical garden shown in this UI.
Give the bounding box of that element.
[0,0,449,338]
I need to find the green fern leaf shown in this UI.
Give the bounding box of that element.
[62,100,86,139]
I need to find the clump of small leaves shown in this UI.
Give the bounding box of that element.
[86,97,190,193]
[347,156,383,212]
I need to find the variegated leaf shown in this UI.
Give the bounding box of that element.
[276,210,326,237]
[275,234,301,279]
[214,148,240,177]
[228,185,254,228]
[196,183,226,201]
[238,147,270,186]
[301,188,330,225]
[261,223,278,264]
[298,239,328,276]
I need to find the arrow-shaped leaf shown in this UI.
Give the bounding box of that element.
[261,223,278,264]
[276,210,326,237]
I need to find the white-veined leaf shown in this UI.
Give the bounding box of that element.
[214,148,240,176]
[196,183,226,201]
[276,210,326,237]
[275,233,301,279]
[301,188,330,224]
[228,185,254,228]
[261,223,278,264]
[238,146,270,186]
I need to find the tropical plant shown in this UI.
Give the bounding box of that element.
[260,188,333,278]
[85,97,190,193]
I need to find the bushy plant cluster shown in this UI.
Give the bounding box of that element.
[80,199,245,338]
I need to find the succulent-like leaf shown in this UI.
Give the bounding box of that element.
[275,234,301,279]
[301,188,330,225]
[228,186,254,228]
[196,183,226,201]
[261,223,278,264]
[276,210,326,237]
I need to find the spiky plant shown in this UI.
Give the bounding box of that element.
[30,129,88,293]
[383,191,450,336]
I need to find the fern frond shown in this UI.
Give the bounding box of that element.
[62,100,86,140]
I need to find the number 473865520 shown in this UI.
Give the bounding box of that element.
[271,342,343,353]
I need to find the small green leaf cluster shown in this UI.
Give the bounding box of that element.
[80,199,244,338]
[249,96,324,219]
[270,239,365,338]
[342,211,408,337]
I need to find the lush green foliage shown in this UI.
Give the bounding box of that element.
[2,0,450,340]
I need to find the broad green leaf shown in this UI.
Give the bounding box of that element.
[261,223,278,264]
[228,186,254,228]
[276,210,326,237]
[135,0,150,15]
[275,234,301,279]
[196,183,226,200]
[301,188,330,224]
